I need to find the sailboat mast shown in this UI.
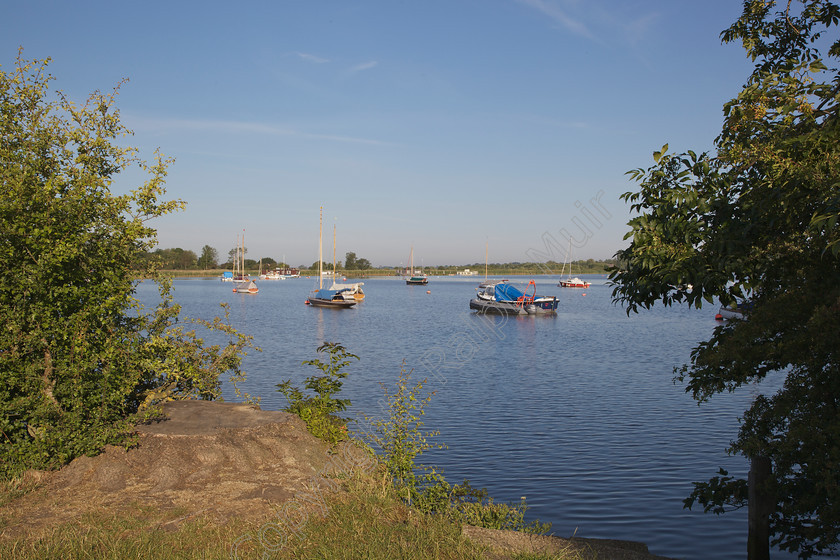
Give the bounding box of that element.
[409,246,414,275]
[233,233,237,279]
[484,238,488,281]
[333,224,337,282]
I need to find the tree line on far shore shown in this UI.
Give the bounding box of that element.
[139,245,617,275]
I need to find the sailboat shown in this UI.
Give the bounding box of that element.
[306,209,356,308]
[557,239,590,288]
[232,230,258,294]
[405,246,428,285]
[327,224,365,301]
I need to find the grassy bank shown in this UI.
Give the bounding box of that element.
[1,470,581,560]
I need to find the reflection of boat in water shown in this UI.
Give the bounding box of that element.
[470,280,558,315]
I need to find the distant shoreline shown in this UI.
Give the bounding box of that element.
[147,261,616,279]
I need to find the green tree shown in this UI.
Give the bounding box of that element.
[344,251,372,270]
[0,50,255,479]
[155,247,197,269]
[197,244,218,269]
[344,251,357,269]
[610,2,840,557]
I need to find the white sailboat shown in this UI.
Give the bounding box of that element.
[326,224,365,301]
[557,240,590,288]
[232,230,258,294]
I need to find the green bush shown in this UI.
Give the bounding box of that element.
[362,364,550,535]
[0,51,255,479]
[277,342,358,445]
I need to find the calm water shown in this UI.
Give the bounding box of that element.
[137,275,795,560]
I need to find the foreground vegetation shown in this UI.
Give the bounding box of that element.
[279,343,551,535]
[611,2,840,558]
[0,51,258,479]
[0,471,582,560]
[0,343,580,560]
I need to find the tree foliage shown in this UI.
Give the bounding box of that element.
[197,245,218,269]
[610,2,840,557]
[0,50,256,478]
[344,251,372,270]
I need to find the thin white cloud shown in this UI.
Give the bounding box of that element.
[127,116,388,145]
[623,12,660,47]
[347,60,378,74]
[296,52,329,64]
[516,0,594,40]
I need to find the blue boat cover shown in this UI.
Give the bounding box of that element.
[494,283,526,302]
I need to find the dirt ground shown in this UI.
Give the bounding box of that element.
[0,400,674,560]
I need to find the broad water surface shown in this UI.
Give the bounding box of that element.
[137,275,795,560]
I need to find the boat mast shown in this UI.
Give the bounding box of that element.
[409,246,414,276]
[333,223,337,283]
[566,238,572,281]
[560,238,570,280]
[318,207,323,290]
[484,238,488,282]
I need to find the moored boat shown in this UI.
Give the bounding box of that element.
[306,288,357,308]
[405,246,428,285]
[233,280,259,294]
[715,301,751,321]
[307,208,354,309]
[330,281,365,301]
[470,280,558,315]
[559,277,591,288]
[557,239,591,288]
[231,230,258,294]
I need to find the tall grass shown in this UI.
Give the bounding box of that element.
[1,473,583,560]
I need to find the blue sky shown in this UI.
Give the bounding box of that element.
[2,1,753,268]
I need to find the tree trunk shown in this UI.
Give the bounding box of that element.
[748,455,772,560]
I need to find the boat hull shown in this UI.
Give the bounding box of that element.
[469,297,557,315]
[716,305,746,320]
[307,297,357,308]
[406,277,428,285]
[558,277,590,288]
[233,281,259,294]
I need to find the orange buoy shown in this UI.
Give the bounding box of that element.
[426,290,431,294]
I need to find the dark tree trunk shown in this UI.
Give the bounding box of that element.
[748,455,772,560]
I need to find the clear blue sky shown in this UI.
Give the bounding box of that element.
[3,1,753,268]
